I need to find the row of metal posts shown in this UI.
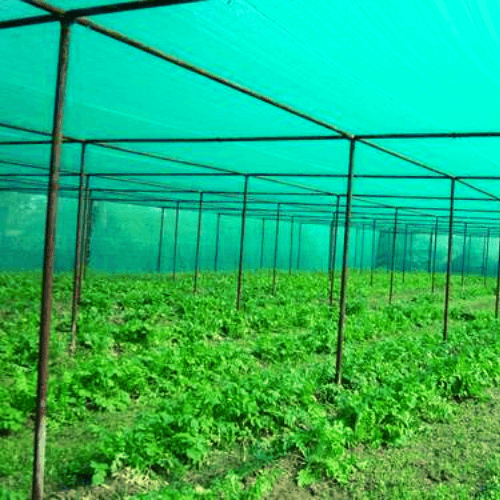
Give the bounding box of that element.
[28,20,500,500]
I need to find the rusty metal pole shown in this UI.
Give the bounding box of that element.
[83,198,94,280]
[236,176,249,310]
[370,219,377,286]
[157,207,165,273]
[69,143,86,354]
[389,208,399,304]
[288,216,294,275]
[467,234,472,276]
[402,224,408,283]
[172,201,180,279]
[484,229,490,286]
[432,218,438,293]
[461,223,467,287]
[193,193,203,294]
[214,213,221,272]
[335,138,356,385]
[32,20,71,500]
[360,224,366,275]
[260,218,265,269]
[272,203,281,294]
[297,223,302,270]
[443,178,456,342]
[329,195,340,305]
[78,180,90,289]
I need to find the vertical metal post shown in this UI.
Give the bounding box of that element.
[402,224,408,283]
[172,202,180,279]
[288,216,294,275]
[78,180,90,288]
[496,227,500,318]
[353,226,359,271]
[214,213,221,272]
[359,224,366,274]
[389,208,399,304]
[69,143,86,354]
[193,193,203,294]
[260,218,265,269]
[236,176,249,310]
[409,232,413,273]
[83,198,94,280]
[32,21,71,500]
[467,234,472,276]
[370,219,377,286]
[335,139,356,385]
[461,223,467,286]
[428,228,433,274]
[484,229,490,286]
[331,195,340,296]
[157,208,165,273]
[432,218,438,293]
[443,179,456,342]
[297,223,302,270]
[272,203,281,294]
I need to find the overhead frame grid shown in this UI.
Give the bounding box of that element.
[4,1,500,498]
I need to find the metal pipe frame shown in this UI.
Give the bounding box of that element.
[172,202,180,279]
[288,216,294,275]
[484,229,490,286]
[193,193,203,294]
[236,176,249,310]
[157,207,165,273]
[272,204,281,294]
[461,223,468,286]
[443,179,456,342]
[360,224,366,275]
[467,234,472,276]
[69,143,86,355]
[214,213,221,272]
[389,208,399,304]
[370,219,377,286]
[32,20,71,500]
[335,139,356,385]
[402,224,408,283]
[432,218,439,293]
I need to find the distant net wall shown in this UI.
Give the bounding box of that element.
[1,191,496,276]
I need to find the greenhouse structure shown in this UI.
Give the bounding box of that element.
[4,1,500,498]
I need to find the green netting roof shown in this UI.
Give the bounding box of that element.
[3,0,500,236]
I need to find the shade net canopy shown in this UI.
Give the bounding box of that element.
[2,0,500,273]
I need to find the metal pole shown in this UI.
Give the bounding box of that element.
[272,203,281,294]
[335,139,356,385]
[432,218,438,293]
[443,179,456,342]
[69,144,86,355]
[484,229,490,286]
[409,232,413,273]
[496,227,500,318]
[353,226,359,271]
[467,234,472,276]
[428,228,433,274]
[360,224,366,274]
[461,223,467,286]
[370,219,377,286]
[297,223,302,270]
[389,208,399,304]
[329,195,340,305]
[78,180,90,288]
[32,20,71,500]
[236,176,249,310]
[193,193,203,294]
[214,213,221,272]
[288,216,294,275]
[402,224,408,283]
[83,198,94,280]
[260,218,265,269]
[157,207,165,273]
[172,201,180,279]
